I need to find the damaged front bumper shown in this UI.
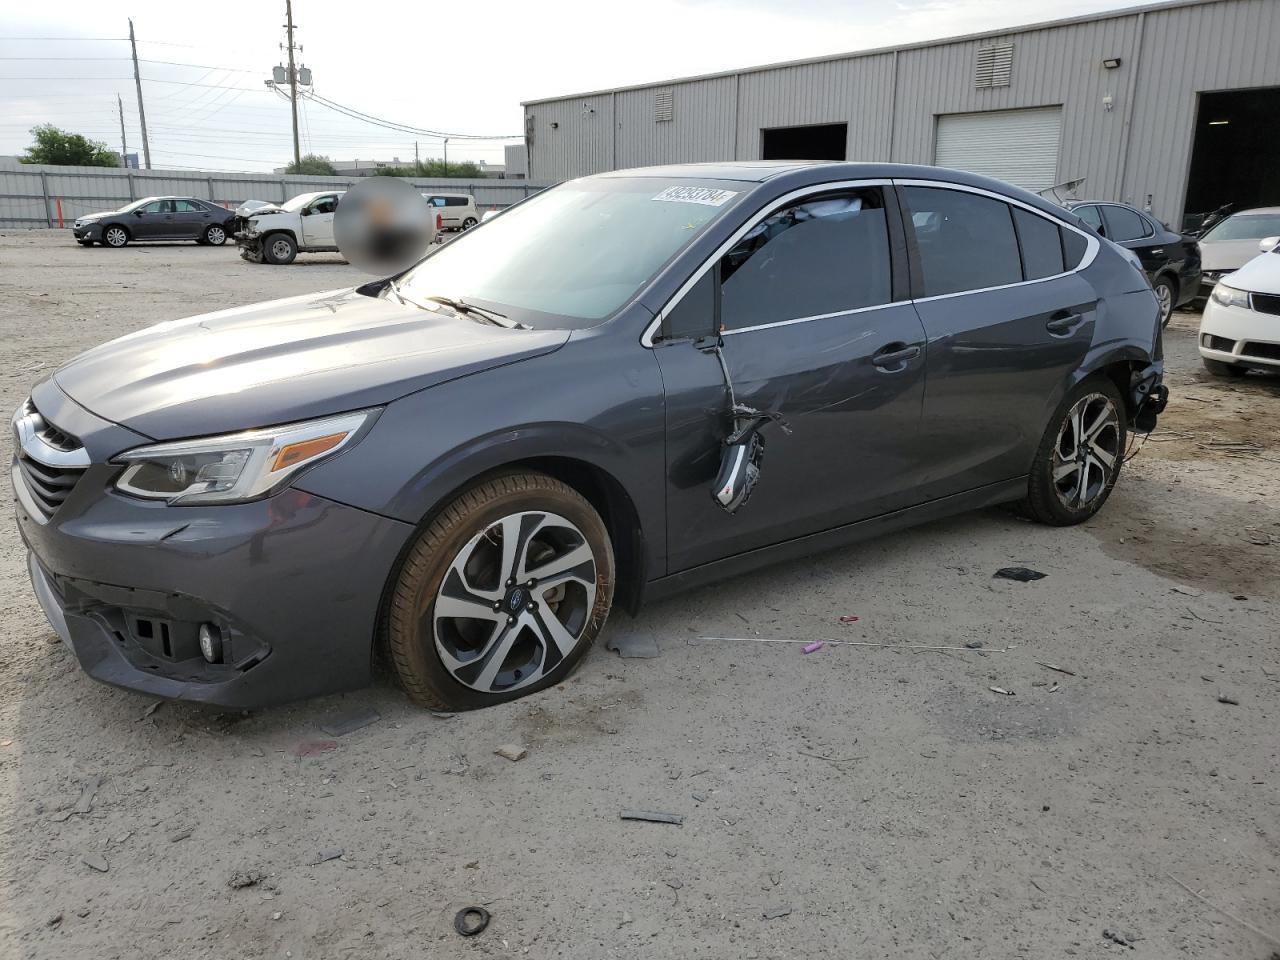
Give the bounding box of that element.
[235,228,264,263]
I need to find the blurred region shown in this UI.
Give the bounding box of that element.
[334,178,436,275]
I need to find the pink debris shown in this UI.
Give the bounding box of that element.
[838,615,860,624]
[803,640,825,654]
[291,738,338,758]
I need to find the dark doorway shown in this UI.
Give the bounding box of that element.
[761,123,847,161]
[1183,87,1280,229]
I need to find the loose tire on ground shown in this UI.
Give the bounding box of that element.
[1202,357,1246,378]
[1014,375,1128,526]
[386,471,614,711]
[263,232,297,265]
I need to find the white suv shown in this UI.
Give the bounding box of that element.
[236,190,344,264]
[423,193,479,231]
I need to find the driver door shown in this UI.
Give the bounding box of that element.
[301,194,339,247]
[132,199,171,239]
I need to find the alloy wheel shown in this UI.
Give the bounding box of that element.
[207,226,226,245]
[432,511,597,694]
[105,227,127,247]
[1051,392,1121,510]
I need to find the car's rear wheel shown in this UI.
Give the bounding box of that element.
[386,472,614,711]
[1202,357,1246,378]
[1017,376,1127,526]
[1153,277,1175,327]
[103,225,129,248]
[263,232,297,265]
[203,224,227,246]
[462,216,478,230]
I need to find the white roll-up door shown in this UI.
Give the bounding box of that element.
[934,107,1062,191]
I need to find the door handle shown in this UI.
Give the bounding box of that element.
[871,344,921,369]
[1045,313,1085,336]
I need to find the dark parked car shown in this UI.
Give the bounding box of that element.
[15,162,1167,712]
[72,196,235,248]
[1066,200,1200,323]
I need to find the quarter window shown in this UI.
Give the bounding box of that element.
[1013,207,1064,280]
[1061,228,1088,270]
[719,189,892,331]
[902,186,1021,297]
[1101,205,1150,242]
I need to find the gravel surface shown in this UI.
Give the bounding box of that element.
[1,230,1277,959]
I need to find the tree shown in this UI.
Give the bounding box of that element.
[20,125,119,167]
[283,154,338,175]
[371,160,484,179]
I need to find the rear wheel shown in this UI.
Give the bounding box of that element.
[263,232,297,265]
[203,224,228,246]
[103,225,129,248]
[1017,377,1127,526]
[461,216,478,230]
[1202,357,1246,378]
[1153,277,1176,327]
[386,472,614,711]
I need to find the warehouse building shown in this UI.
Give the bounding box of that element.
[521,0,1280,229]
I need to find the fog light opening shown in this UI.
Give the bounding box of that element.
[199,623,224,664]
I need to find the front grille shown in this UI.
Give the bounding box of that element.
[12,398,89,522]
[1252,293,1280,317]
[1240,341,1280,362]
[1202,333,1236,352]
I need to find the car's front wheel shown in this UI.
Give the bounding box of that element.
[1018,376,1127,526]
[1202,357,1246,378]
[263,232,297,264]
[103,225,129,248]
[386,472,614,710]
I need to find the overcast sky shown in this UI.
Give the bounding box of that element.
[1,0,1149,173]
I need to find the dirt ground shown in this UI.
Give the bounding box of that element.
[0,230,1277,959]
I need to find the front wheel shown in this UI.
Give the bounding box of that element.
[102,225,129,248]
[263,232,297,265]
[386,472,614,711]
[1017,377,1127,526]
[203,224,228,246]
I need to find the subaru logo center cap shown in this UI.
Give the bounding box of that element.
[508,589,525,612]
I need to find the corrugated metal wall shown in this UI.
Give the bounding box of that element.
[523,0,1280,225]
[0,164,553,228]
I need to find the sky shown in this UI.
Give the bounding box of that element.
[1,0,1153,173]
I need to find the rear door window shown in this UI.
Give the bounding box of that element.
[1074,205,1104,233]
[719,188,893,331]
[1013,207,1065,280]
[901,186,1021,297]
[1101,205,1151,242]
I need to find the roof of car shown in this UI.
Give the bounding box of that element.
[596,161,835,182]
[1227,206,1280,216]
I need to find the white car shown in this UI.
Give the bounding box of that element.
[1196,206,1280,304]
[1198,236,1280,377]
[236,190,345,264]
[423,192,479,230]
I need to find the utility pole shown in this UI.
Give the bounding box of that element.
[117,94,129,167]
[284,0,301,168]
[443,137,449,176]
[414,140,420,174]
[128,19,151,169]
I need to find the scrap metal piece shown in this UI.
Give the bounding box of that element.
[620,809,685,825]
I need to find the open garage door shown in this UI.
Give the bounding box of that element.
[1183,87,1280,231]
[935,106,1062,191]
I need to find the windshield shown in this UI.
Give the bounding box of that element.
[115,198,153,213]
[398,177,746,327]
[1203,213,1280,241]
[282,193,322,212]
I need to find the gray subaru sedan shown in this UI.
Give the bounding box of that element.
[13,162,1167,711]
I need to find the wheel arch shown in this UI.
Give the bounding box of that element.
[1076,346,1154,423]
[263,227,298,244]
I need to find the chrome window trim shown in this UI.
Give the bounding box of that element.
[640,178,894,347]
[641,176,1101,346]
[12,400,90,469]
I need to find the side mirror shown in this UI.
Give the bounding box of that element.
[1259,236,1280,253]
[301,207,311,216]
[134,210,144,216]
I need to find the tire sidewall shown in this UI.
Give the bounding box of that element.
[104,225,128,248]
[1154,278,1174,326]
[388,474,614,710]
[204,224,228,246]
[1027,376,1128,525]
[264,233,297,265]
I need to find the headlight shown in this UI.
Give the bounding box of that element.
[112,409,376,505]
[1210,283,1250,309]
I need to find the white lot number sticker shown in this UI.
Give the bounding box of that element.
[651,186,738,207]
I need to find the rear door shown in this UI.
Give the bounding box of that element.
[173,199,212,239]
[655,183,929,571]
[898,182,1099,501]
[1100,204,1162,275]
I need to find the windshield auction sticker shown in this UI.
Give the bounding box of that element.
[651,186,738,206]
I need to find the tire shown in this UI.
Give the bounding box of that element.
[77,239,94,247]
[1153,277,1176,327]
[1203,357,1246,378]
[386,471,614,711]
[263,232,297,265]
[203,223,228,246]
[1016,376,1127,526]
[461,217,478,230]
[102,225,129,248]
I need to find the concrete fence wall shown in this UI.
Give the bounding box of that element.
[0,163,555,228]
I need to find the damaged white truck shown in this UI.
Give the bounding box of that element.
[235,190,344,265]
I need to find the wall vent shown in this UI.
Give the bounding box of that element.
[973,43,1014,88]
[654,88,674,122]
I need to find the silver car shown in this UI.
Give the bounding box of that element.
[1196,206,1280,303]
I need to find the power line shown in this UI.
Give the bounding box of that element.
[303,90,521,140]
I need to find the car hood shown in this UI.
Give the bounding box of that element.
[236,201,282,217]
[1224,251,1280,296]
[76,211,112,223]
[1200,238,1268,272]
[51,287,570,440]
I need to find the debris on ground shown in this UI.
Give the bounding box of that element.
[605,631,661,659]
[762,904,793,920]
[453,906,490,937]
[965,641,984,649]
[290,738,338,758]
[1102,928,1136,949]
[802,640,825,654]
[696,636,1008,654]
[1171,584,1203,596]
[313,848,344,864]
[168,828,192,843]
[319,706,381,738]
[228,870,265,889]
[989,686,1015,696]
[1034,660,1077,676]
[838,615,860,624]
[137,700,163,722]
[81,854,109,873]
[620,809,685,825]
[51,775,102,823]
[994,567,1047,582]
[46,912,63,928]
[495,744,528,762]
[1217,693,1240,705]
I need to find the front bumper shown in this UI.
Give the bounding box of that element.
[13,388,413,709]
[1198,297,1280,370]
[71,222,101,241]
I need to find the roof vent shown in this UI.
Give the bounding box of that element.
[974,43,1014,88]
[654,88,674,122]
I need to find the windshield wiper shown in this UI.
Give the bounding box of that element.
[425,295,528,330]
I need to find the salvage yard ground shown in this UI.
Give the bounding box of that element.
[0,230,1277,959]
